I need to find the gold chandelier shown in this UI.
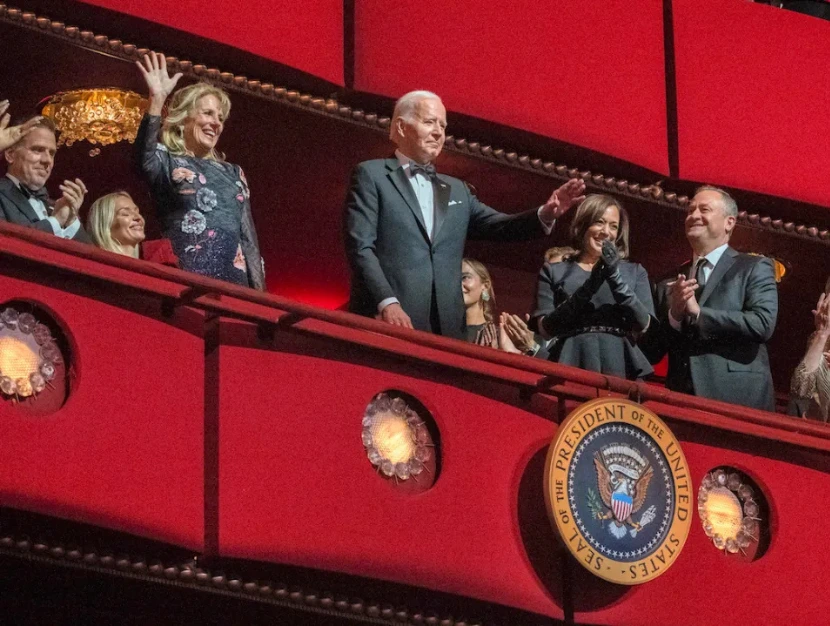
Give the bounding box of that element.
[41,88,148,148]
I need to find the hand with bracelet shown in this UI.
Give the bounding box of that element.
[501,312,540,355]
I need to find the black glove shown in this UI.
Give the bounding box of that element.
[600,239,620,275]
[539,261,605,337]
[601,240,651,331]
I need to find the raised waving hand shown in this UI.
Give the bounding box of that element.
[136,52,183,115]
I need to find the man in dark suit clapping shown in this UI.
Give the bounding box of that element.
[0,115,90,243]
[646,186,778,411]
[345,90,585,339]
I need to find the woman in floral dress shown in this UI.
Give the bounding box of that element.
[135,52,265,289]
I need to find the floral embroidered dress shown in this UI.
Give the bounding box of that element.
[136,114,265,290]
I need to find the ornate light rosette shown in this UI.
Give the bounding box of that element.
[545,398,693,585]
[361,392,432,481]
[0,307,62,399]
[697,468,760,555]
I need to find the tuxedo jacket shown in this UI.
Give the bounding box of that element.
[0,176,91,243]
[345,158,545,339]
[644,247,778,411]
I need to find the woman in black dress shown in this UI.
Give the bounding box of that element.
[532,194,654,380]
[135,53,265,289]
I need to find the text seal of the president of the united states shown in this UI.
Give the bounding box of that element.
[544,398,692,584]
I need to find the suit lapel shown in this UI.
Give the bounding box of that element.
[0,178,42,224]
[432,175,451,241]
[698,247,737,306]
[385,159,430,242]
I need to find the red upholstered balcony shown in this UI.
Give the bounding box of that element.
[2,221,829,625]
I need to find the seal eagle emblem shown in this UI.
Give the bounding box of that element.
[544,398,693,585]
[592,444,656,539]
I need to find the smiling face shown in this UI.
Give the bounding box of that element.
[5,126,57,190]
[461,261,488,309]
[183,94,224,158]
[685,189,735,255]
[580,205,620,262]
[395,97,447,164]
[110,194,146,248]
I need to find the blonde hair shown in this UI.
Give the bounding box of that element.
[161,83,231,161]
[569,194,630,260]
[87,191,140,258]
[462,258,495,323]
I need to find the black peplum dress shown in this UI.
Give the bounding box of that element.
[532,258,655,380]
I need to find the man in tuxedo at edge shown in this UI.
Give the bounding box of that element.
[645,186,778,411]
[0,116,90,242]
[345,90,586,339]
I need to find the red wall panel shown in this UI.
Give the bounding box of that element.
[0,272,205,548]
[354,0,669,174]
[674,0,830,207]
[3,233,830,623]
[577,437,830,625]
[217,329,563,618]
[76,0,345,85]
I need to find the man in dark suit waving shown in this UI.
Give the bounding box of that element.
[646,186,778,411]
[0,116,90,243]
[345,90,585,339]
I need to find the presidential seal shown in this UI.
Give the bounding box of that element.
[544,398,692,585]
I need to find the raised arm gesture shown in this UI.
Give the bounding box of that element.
[136,52,183,115]
[0,101,42,152]
[540,178,587,222]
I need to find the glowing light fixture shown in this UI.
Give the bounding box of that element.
[362,392,433,481]
[748,253,788,283]
[0,308,61,399]
[40,88,148,149]
[698,468,760,555]
[0,336,40,379]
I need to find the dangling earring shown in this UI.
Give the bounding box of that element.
[481,290,490,302]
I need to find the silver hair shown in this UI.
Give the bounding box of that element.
[695,185,738,218]
[389,90,442,141]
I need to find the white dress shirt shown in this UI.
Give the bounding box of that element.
[378,151,556,313]
[5,173,80,239]
[396,149,436,237]
[669,242,729,329]
[689,243,728,286]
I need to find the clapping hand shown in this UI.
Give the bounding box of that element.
[52,178,88,228]
[600,240,620,274]
[498,323,523,354]
[500,312,536,353]
[541,178,586,222]
[476,323,500,349]
[666,274,699,321]
[813,291,830,335]
[0,100,42,152]
[137,52,183,114]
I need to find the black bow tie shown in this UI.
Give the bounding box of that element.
[20,184,50,205]
[409,162,437,179]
